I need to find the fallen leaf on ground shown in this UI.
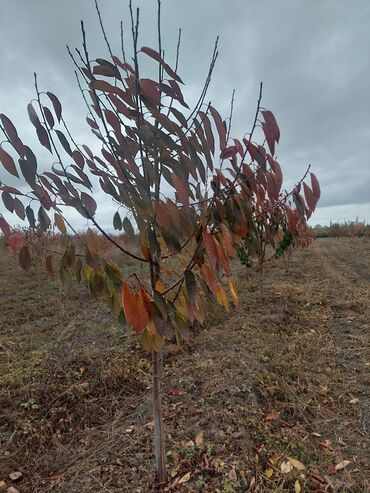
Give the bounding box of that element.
[280,460,293,474]
[7,487,20,493]
[229,467,237,482]
[335,460,350,471]
[294,480,301,493]
[178,472,191,484]
[195,431,204,446]
[8,472,22,481]
[263,411,280,422]
[171,387,185,395]
[288,457,306,471]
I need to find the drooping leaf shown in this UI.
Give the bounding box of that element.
[38,206,51,232]
[185,270,197,305]
[13,198,25,220]
[139,78,160,105]
[27,103,40,127]
[121,282,149,334]
[0,148,18,177]
[203,229,218,272]
[36,124,52,152]
[0,216,11,237]
[43,106,55,128]
[310,172,321,200]
[2,191,14,212]
[47,92,62,122]
[122,217,135,240]
[80,192,97,217]
[55,130,72,156]
[140,46,183,84]
[54,213,67,235]
[19,245,32,271]
[25,206,36,228]
[209,106,226,151]
[113,211,122,231]
[19,159,36,186]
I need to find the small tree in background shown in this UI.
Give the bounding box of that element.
[0,0,320,484]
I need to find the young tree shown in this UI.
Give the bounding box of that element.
[0,0,320,484]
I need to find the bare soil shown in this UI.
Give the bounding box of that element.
[0,237,369,492]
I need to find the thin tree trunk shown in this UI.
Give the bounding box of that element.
[152,349,167,485]
[259,259,264,298]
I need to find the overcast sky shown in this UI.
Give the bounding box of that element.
[0,0,369,228]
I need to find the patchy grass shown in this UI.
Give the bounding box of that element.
[0,237,369,492]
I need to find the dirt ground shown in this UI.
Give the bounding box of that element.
[0,237,369,492]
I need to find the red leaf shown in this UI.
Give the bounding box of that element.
[7,231,25,253]
[81,192,97,217]
[0,148,18,177]
[36,125,52,152]
[139,79,160,105]
[43,106,55,128]
[72,150,84,169]
[210,106,226,151]
[201,263,218,298]
[170,387,186,396]
[219,223,236,258]
[220,146,237,160]
[203,230,218,272]
[2,191,14,212]
[303,182,316,212]
[140,46,183,84]
[0,216,11,238]
[310,172,321,200]
[215,238,230,276]
[263,411,280,422]
[47,92,62,122]
[27,103,40,127]
[261,110,280,144]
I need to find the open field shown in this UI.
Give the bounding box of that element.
[0,237,369,492]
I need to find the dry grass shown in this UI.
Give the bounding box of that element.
[0,237,369,492]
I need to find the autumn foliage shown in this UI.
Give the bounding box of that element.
[0,1,320,484]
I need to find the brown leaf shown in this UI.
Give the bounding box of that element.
[335,460,350,471]
[139,78,160,104]
[177,471,191,484]
[8,471,22,481]
[170,387,185,396]
[0,148,18,177]
[203,230,218,272]
[19,245,31,271]
[263,411,280,422]
[47,92,62,122]
[195,431,204,446]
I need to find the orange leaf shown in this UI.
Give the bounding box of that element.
[201,263,218,297]
[121,282,149,334]
[215,238,230,276]
[220,223,236,258]
[203,229,218,272]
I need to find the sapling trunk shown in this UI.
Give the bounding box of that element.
[259,258,264,298]
[152,349,167,484]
